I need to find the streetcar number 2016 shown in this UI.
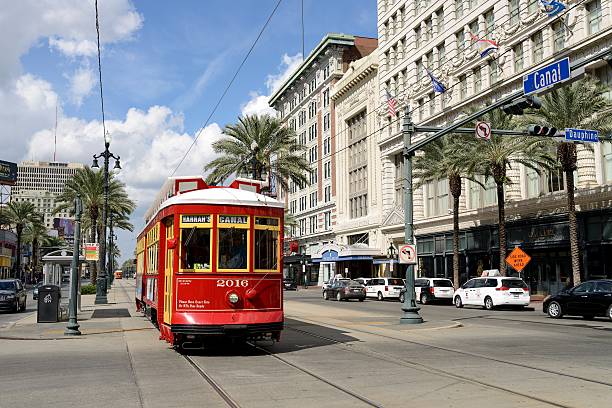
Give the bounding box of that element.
[216,279,248,287]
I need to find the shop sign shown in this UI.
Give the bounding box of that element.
[84,243,99,261]
[506,246,531,272]
[0,160,17,185]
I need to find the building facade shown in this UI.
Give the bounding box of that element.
[0,230,17,279]
[269,33,377,284]
[12,161,85,239]
[377,0,612,294]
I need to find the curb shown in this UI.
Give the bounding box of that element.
[0,326,154,341]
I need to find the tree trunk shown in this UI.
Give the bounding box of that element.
[15,225,22,279]
[90,219,98,284]
[565,168,581,285]
[32,237,39,284]
[496,183,507,276]
[449,175,462,289]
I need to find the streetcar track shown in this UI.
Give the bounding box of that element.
[183,354,243,408]
[286,316,612,388]
[457,315,612,332]
[284,325,579,408]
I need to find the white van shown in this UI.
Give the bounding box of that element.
[366,278,405,300]
[453,277,530,309]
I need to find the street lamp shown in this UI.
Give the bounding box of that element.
[65,196,82,336]
[387,243,397,275]
[107,213,116,288]
[299,251,308,288]
[91,132,120,304]
[251,140,258,180]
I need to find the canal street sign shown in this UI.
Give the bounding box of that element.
[399,244,417,265]
[565,128,599,143]
[523,57,570,96]
[506,247,531,272]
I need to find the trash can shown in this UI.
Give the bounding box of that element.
[37,285,61,323]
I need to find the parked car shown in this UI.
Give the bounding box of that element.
[32,282,44,300]
[354,277,371,287]
[283,278,298,291]
[543,279,612,321]
[414,278,454,304]
[322,276,350,293]
[323,280,366,301]
[366,278,404,301]
[0,279,27,313]
[453,277,530,310]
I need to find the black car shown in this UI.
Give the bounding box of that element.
[544,279,612,321]
[323,280,365,302]
[283,278,297,291]
[0,279,27,313]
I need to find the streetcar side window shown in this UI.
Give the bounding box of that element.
[217,215,250,271]
[254,217,280,272]
[180,228,211,271]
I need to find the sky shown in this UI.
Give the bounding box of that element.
[1,0,377,263]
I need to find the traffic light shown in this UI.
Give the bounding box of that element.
[527,124,558,136]
[501,95,542,115]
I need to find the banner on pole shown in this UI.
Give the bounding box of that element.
[84,243,99,261]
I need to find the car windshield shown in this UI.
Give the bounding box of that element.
[0,281,15,290]
[434,280,453,287]
[502,279,527,289]
[388,279,404,286]
[348,280,362,286]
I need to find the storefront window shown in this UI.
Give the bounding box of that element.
[180,215,212,271]
[218,215,249,271]
[254,217,280,271]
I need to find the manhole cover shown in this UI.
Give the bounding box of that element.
[91,308,131,318]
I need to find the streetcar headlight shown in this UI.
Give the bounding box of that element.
[228,293,239,304]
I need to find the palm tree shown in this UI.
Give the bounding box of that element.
[204,114,310,189]
[23,219,51,282]
[414,135,479,289]
[3,201,42,279]
[54,167,135,283]
[523,77,612,285]
[465,110,556,276]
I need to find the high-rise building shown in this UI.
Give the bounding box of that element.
[269,33,377,282]
[377,0,612,294]
[12,161,85,236]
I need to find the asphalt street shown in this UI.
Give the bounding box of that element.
[0,288,37,329]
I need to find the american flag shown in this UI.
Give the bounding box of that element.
[385,89,397,117]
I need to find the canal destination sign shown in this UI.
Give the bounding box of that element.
[523,57,570,96]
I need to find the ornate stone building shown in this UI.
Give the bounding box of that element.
[377,0,612,294]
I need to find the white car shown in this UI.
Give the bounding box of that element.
[366,278,405,300]
[354,277,371,286]
[414,278,455,304]
[453,277,530,310]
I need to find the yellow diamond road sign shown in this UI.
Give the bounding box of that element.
[506,247,531,272]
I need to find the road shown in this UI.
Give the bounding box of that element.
[0,288,37,329]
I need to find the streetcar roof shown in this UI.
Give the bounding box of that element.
[158,187,285,212]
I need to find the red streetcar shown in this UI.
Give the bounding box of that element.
[135,176,284,348]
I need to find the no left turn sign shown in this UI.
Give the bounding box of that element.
[399,244,417,264]
[475,121,492,141]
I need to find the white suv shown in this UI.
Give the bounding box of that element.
[414,278,455,304]
[453,277,530,310]
[366,278,405,300]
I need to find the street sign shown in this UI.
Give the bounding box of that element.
[565,128,599,143]
[84,243,99,261]
[523,57,570,96]
[506,247,531,272]
[399,244,417,265]
[475,121,492,140]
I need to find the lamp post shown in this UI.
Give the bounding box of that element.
[92,132,121,304]
[387,243,397,276]
[300,251,307,288]
[65,196,82,336]
[107,213,115,288]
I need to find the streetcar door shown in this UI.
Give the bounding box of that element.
[163,219,174,324]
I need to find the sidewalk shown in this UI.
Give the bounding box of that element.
[0,280,228,408]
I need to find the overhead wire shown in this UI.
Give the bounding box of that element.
[170,0,284,177]
[95,0,107,141]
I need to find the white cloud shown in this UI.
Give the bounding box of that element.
[49,38,97,58]
[240,53,302,116]
[68,66,96,106]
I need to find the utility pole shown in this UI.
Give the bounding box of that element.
[400,107,423,324]
[65,197,82,336]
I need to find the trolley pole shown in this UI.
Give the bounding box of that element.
[65,197,82,336]
[400,107,423,324]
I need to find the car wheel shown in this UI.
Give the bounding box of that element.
[454,296,463,308]
[323,291,329,300]
[13,299,19,313]
[20,300,26,312]
[399,293,405,303]
[607,305,612,321]
[377,291,384,301]
[358,297,364,302]
[484,296,494,310]
[547,301,563,319]
[336,292,342,302]
[421,293,429,305]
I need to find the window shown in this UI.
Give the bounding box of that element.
[323,113,331,131]
[299,196,306,211]
[604,143,612,182]
[553,21,565,52]
[323,63,330,79]
[459,75,467,99]
[425,17,433,42]
[323,137,331,156]
[348,110,368,219]
[298,131,306,145]
[323,88,330,107]
[483,177,497,206]
[429,92,435,116]
[532,31,544,63]
[394,153,405,208]
[418,98,424,121]
[514,42,524,73]
[509,0,520,26]
[456,30,465,59]
[290,200,296,214]
[324,185,331,202]
[526,167,540,198]
[414,26,422,49]
[180,215,212,271]
[489,60,498,84]
[146,224,160,274]
[324,161,331,179]
[528,0,538,14]
[473,67,482,92]
[254,217,279,271]
[309,169,317,184]
[217,215,249,271]
[324,211,331,230]
[308,101,317,119]
[299,218,306,235]
[437,43,446,68]
[484,9,494,34]
[436,8,444,32]
[308,124,317,141]
[455,0,463,18]
[586,0,602,35]
[416,60,423,82]
[309,191,317,208]
[309,215,317,234]
[309,146,317,163]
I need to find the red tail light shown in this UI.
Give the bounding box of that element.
[429,287,435,294]
[344,287,350,294]
[523,287,529,292]
[496,286,510,291]
[385,286,389,291]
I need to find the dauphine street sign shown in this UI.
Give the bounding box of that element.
[565,128,599,143]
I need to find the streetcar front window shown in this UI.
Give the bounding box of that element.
[181,227,211,270]
[218,228,248,270]
[255,229,278,270]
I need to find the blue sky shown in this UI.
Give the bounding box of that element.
[2,0,377,262]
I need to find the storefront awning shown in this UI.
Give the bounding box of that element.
[373,259,399,265]
[313,255,372,263]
